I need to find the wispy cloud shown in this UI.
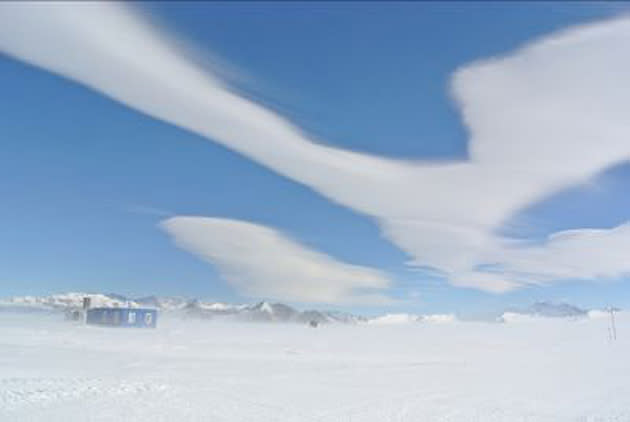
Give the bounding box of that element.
[1,3,629,293]
[496,222,630,285]
[160,217,391,304]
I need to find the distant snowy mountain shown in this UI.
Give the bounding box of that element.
[499,301,589,322]
[134,295,189,311]
[0,292,140,310]
[183,300,365,324]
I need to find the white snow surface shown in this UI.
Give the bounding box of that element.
[1,313,629,421]
[420,313,457,324]
[367,313,421,325]
[367,313,456,325]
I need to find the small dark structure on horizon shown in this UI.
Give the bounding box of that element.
[86,307,157,328]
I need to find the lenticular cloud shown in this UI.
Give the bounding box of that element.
[160,217,391,305]
[1,2,630,294]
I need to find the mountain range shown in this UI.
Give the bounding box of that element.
[0,292,366,324]
[0,293,616,324]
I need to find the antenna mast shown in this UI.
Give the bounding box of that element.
[609,306,617,341]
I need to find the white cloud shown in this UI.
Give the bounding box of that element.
[1,3,630,292]
[496,222,630,284]
[160,217,391,304]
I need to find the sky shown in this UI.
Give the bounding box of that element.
[1,2,630,316]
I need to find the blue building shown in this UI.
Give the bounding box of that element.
[86,307,157,328]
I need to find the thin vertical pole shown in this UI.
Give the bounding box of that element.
[610,307,617,341]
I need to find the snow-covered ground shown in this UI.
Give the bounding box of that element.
[1,312,628,422]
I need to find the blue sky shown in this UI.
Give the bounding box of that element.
[1,2,630,315]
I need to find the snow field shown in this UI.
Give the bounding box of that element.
[1,313,629,421]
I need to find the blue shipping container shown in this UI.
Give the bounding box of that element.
[86,307,157,328]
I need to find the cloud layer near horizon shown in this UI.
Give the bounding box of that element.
[1,3,630,297]
[160,217,391,304]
